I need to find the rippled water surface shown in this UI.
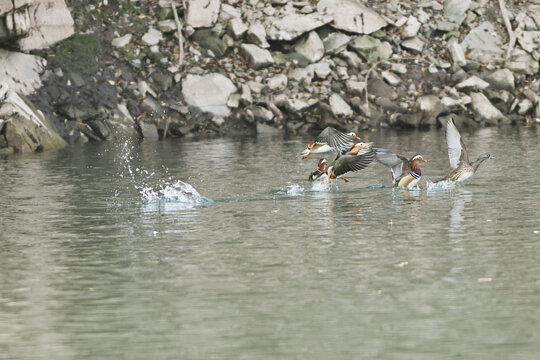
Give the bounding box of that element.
[1,126,539,359]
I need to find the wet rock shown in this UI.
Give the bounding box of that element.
[401,37,424,52]
[266,13,333,41]
[322,32,351,55]
[0,83,67,153]
[456,76,490,91]
[267,74,288,91]
[182,73,236,116]
[444,0,470,25]
[470,92,505,124]
[141,28,163,46]
[349,35,392,61]
[448,41,466,66]
[192,29,227,58]
[507,50,539,75]
[246,22,270,48]
[317,0,387,35]
[0,49,46,95]
[229,18,248,39]
[484,69,515,91]
[461,22,504,63]
[186,0,220,28]
[112,34,132,48]
[294,31,324,63]
[402,16,421,38]
[329,93,353,117]
[240,44,274,69]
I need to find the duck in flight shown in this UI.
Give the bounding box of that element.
[375,149,427,188]
[309,142,376,184]
[438,118,495,183]
[299,127,362,160]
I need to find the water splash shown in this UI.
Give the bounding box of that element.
[426,179,458,191]
[114,140,211,207]
[310,176,331,192]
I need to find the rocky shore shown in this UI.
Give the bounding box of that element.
[0,0,539,153]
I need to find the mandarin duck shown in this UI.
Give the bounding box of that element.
[299,127,362,160]
[309,142,376,184]
[438,118,495,183]
[375,149,427,188]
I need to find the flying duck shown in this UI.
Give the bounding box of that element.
[309,143,376,184]
[438,118,495,183]
[375,149,427,188]
[299,127,361,160]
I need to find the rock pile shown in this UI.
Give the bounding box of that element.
[1,0,539,150]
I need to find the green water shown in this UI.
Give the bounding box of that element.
[1,126,539,359]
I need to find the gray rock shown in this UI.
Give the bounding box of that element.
[0,0,13,15]
[246,80,265,94]
[285,98,311,113]
[267,74,288,90]
[390,63,408,74]
[484,69,515,91]
[329,93,353,117]
[246,22,270,48]
[0,83,67,153]
[517,31,540,53]
[401,37,424,52]
[192,29,227,58]
[349,35,392,61]
[507,49,539,75]
[402,16,421,38]
[448,41,466,66]
[157,19,177,33]
[381,71,402,86]
[323,32,351,55]
[444,0,470,25]
[182,73,237,116]
[112,34,132,48]
[266,13,333,41]
[461,22,504,63]
[229,18,248,39]
[295,31,324,63]
[470,92,505,124]
[186,0,220,28]
[0,49,45,95]
[338,50,364,69]
[346,80,366,96]
[288,67,314,86]
[240,44,274,69]
[3,0,74,50]
[141,28,163,46]
[310,61,333,79]
[456,76,490,91]
[220,3,241,21]
[418,95,445,121]
[518,98,534,115]
[317,0,387,34]
[368,78,398,100]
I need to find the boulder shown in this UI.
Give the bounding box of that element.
[240,44,274,69]
[267,74,288,91]
[346,80,366,96]
[329,93,353,117]
[461,22,504,63]
[506,49,540,75]
[402,16,421,38]
[0,83,67,154]
[229,18,248,39]
[470,92,506,124]
[317,0,387,34]
[191,29,227,58]
[418,95,445,122]
[516,31,540,53]
[266,13,333,41]
[401,37,424,52]
[181,73,236,116]
[381,71,402,86]
[484,69,515,91]
[0,49,46,95]
[294,31,324,63]
[448,41,466,66]
[310,61,333,79]
[0,0,74,50]
[456,76,490,91]
[112,34,132,48]
[186,0,220,28]
[322,32,351,55]
[141,28,163,46]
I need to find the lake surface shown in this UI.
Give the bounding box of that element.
[1,125,539,359]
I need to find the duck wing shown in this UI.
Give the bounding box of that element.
[446,118,469,170]
[374,148,409,182]
[315,127,357,153]
[332,148,376,177]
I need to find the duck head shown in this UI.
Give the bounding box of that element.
[478,153,496,160]
[409,154,427,173]
[347,142,371,155]
[308,159,327,181]
[346,131,361,140]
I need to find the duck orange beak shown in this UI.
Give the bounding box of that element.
[299,148,311,159]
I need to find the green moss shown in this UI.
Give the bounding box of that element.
[46,34,100,75]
